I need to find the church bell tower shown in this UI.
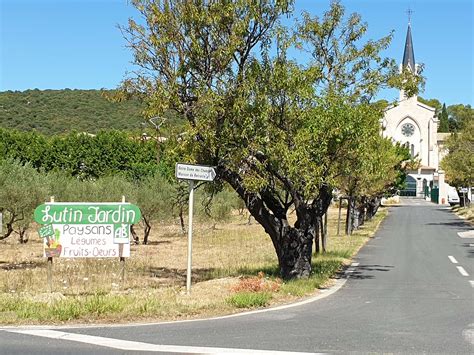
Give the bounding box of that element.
[400,16,417,101]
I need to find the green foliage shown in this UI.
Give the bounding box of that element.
[0,160,49,241]
[0,159,237,244]
[226,292,272,308]
[120,0,422,278]
[438,103,449,133]
[418,97,473,133]
[418,96,442,111]
[0,89,144,135]
[447,104,473,131]
[0,128,159,180]
[195,187,241,224]
[441,116,474,187]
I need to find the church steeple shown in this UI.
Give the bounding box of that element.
[399,11,418,101]
[402,14,415,72]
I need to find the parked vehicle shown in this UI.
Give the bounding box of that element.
[447,186,460,206]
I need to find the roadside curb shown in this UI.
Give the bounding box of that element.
[0,277,348,330]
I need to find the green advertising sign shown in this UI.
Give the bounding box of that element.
[34,203,141,225]
[34,202,141,258]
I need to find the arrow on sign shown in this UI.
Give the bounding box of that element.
[175,163,216,182]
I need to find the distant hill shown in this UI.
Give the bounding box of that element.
[0,89,145,135]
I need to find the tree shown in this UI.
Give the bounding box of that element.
[337,133,409,234]
[0,160,48,242]
[447,104,473,132]
[130,173,174,244]
[119,0,419,279]
[438,103,449,133]
[441,116,474,188]
[418,97,442,112]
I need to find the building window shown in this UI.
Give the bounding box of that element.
[402,122,415,137]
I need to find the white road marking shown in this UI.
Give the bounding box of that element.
[469,281,474,288]
[456,266,469,277]
[351,262,360,267]
[448,256,458,264]
[5,329,323,354]
[458,230,474,238]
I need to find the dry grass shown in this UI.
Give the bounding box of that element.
[0,206,387,325]
[452,204,474,224]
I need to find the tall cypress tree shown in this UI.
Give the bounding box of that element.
[439,103,450,132]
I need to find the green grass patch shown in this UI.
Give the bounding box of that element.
[226,292,272,308]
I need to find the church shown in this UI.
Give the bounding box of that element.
[382,21,449,204]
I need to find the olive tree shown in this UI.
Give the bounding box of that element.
[0,160,48,243]
[119,0,418,278]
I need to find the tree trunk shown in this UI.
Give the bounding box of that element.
[142,217,152,245]
[366,197,381,220]
[345,197,354,235]
[322,213,327,253]
[179,207,186,234]
[352,203,360,231]
[278,227,314,279]
[337,197,342,236]
[357,197,366,228]
[221,168,333,279]
[314,217,320,254]
[130,224,139,244]
[0,212,16,241]
[18,227,28,244]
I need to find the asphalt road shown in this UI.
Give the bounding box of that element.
[1,198,473,354]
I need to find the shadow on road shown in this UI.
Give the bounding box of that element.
[461,243,474,259]
[425,221,471,230]
[348,264,394,280]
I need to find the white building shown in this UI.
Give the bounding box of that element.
[383,23,449,203]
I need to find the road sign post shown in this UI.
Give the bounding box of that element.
[186,180,194,294]
[175,163,216,294]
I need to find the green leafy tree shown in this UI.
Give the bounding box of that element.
[418,97,442,112]
[130,173,174,244]
[447,104,473,132]
[441,116,474,188]
[119,0,419,279]
[0,160,48,242]
[438,103,449,132]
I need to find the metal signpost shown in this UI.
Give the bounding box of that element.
[175,163,216,294]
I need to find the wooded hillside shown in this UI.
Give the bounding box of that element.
[0,89,144,135]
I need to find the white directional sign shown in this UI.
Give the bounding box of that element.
[175,163,216,182]
[175,163,216,294]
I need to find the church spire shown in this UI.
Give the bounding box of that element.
[402,14,416,72]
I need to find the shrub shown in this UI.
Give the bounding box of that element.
[230,272,281,293]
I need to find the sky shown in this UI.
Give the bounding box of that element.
[1,0,472,106]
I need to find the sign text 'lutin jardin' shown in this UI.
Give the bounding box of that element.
[34,202,141,258]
